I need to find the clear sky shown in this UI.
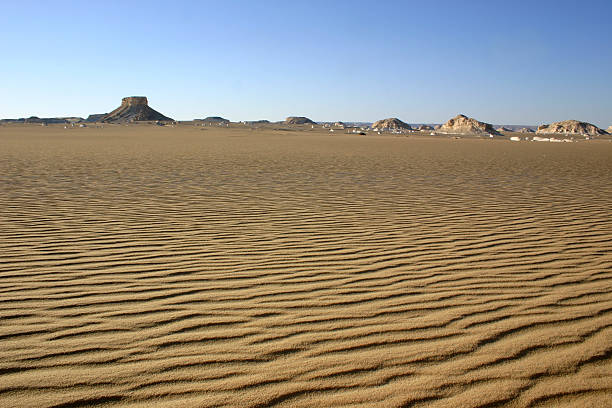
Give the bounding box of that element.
[1,0,611,126]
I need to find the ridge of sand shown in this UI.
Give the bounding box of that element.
[536,120,606,136]
[440,114,500,135]
[1,126,611,408]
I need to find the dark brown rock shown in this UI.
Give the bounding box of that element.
[101,97,173,123]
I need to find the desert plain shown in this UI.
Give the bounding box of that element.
[0,124,611,407]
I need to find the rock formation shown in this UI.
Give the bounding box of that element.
[606,126,612,134]
[285,116,315,125]
[101,97,173,123]
[518,127,535,133]
[23,116,43,124]
[197,116,229,124]
[85,114,107,123]
[496,127,511,132]
[333,121,346,128]
[536,120,606,136]
[243,120,270,125]
[1,116,83,124]
[439,114,500,135]
[372,118,412,130]
[417,125,433,131]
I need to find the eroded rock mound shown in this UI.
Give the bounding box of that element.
[197,116,229,124]
[101,97,173,123]
[606,126,612,134]
[518,127,535,133]
[23,116,43,124]
[497,127,511,132]
[536,120,606,136]
[285,116,315,125]
[417,125,433,131]
[372,118,412,130]
[439,114,500,135]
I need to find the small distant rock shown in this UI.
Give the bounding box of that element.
[24,116,43,124]
[536,120,606,136]
[417,125,433,131]
[371,118,412,130]
[285,116,316,125]
[244,120,270,125]
[197,116,230,124]
[607,126,612,134]
[439,114,500,135]
[496,127,511,132]
[517,127,535,133]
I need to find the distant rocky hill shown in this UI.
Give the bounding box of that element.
[0,116,83,124]
[24,117,45,124]
[496,127,511,132]
[536,120,606,136]
[372,118,411,130]
[285,116,315,125]
[416,125,433,131]
[517,127,535,133]
[439,114,500,135]
[101,97,173,123]
[492,125,537,132]
[607,126,612,134]
[196,116,229,124]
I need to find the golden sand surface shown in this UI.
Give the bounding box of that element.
[1,125,611,407]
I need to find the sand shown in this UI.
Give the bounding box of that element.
[1,124,611,407]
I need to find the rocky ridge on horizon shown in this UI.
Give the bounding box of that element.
[196,116,229,124]
[0,116,83,125]
[416,124,433,131]
[518,128,535,133]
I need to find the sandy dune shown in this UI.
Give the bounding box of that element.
[1,125,611,407]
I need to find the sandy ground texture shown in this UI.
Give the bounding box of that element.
[1,125,611,408]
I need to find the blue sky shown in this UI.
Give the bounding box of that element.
[1,0,611,126]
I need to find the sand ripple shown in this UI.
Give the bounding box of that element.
[1,128,611,407]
